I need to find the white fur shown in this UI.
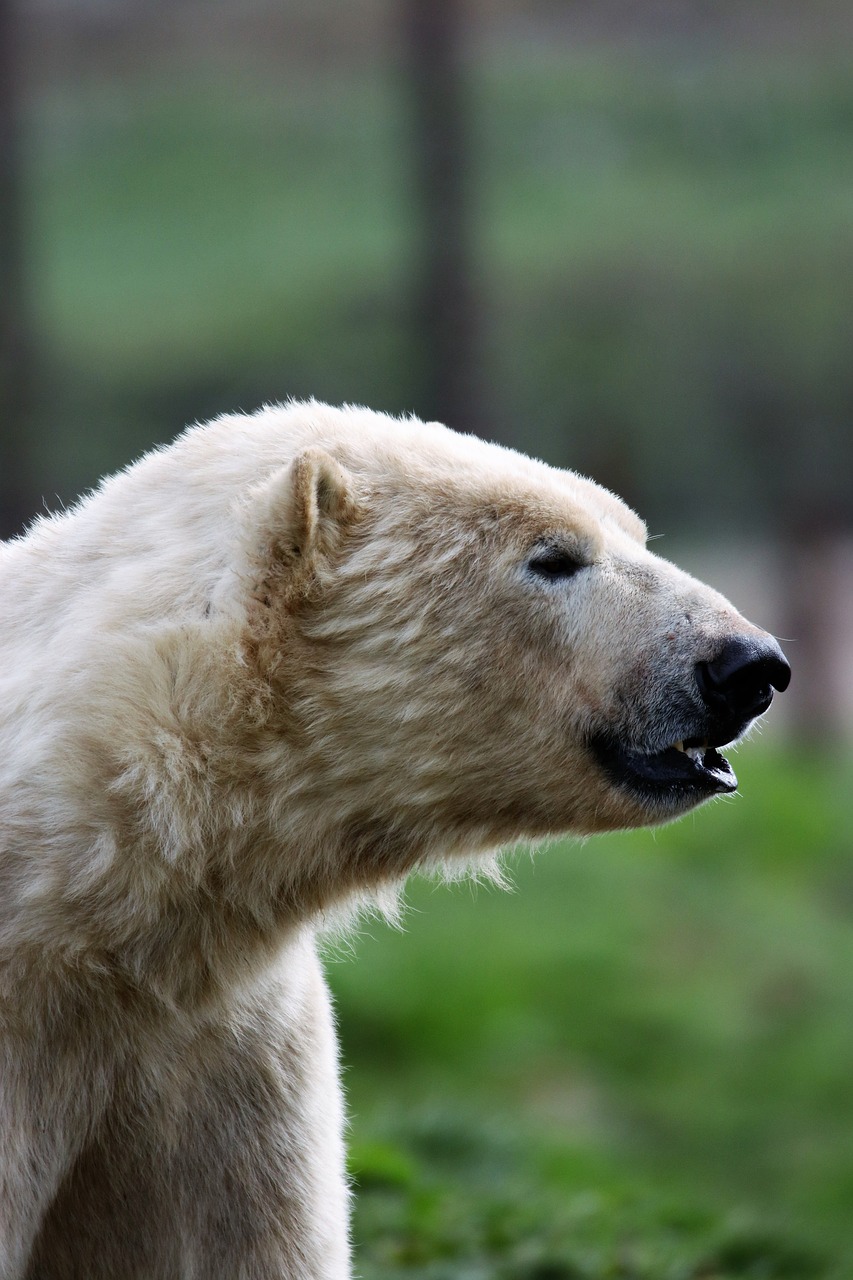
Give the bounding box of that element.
[0,401,776,1277]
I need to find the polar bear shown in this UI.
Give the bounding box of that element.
[0,402,789,1279]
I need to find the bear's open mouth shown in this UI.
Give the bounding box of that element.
[592,734,737,800]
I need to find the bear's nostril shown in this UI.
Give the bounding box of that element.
[696,635,791,723]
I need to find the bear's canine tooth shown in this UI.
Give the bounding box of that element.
[673,741,685,753]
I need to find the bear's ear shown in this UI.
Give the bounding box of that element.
[255,447,358,570]
[214,449,359,621]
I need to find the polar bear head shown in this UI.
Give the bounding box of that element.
[219,404,789,875]
[1,402,791,946]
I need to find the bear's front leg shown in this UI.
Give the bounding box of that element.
[27,933,351,1280]
[1,1019,111,1280]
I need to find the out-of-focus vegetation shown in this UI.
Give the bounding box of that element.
[329,746,853,1277]
[20,38,853,537]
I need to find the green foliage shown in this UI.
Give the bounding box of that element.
[327,747,853,1275]
[26,48,853,531]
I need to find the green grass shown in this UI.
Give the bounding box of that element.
[326,746,853,1276]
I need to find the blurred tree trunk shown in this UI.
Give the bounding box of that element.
[0,0,33,540]
[401,0,482,433]
[780,513,848,744]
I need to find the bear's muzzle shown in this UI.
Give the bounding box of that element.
[590,631,790,814]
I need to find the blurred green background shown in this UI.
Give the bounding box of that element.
[2,1,852,1274]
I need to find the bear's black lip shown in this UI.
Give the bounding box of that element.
[591,733,738,800]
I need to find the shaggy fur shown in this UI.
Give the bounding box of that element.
[0,401,783,1278]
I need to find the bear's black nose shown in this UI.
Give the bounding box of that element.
[696,635,791,724]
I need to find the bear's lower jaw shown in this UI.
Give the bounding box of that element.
[590,734,737,810]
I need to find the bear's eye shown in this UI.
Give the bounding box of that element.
[527,546,584,580]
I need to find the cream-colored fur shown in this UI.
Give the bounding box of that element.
[0,401,783,1278]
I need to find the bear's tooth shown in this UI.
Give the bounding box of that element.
[674,741,685,753]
